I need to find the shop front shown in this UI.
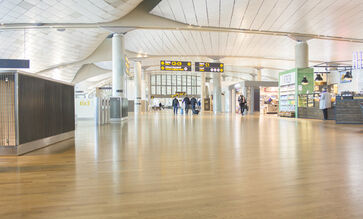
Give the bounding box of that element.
[278,63,363,124]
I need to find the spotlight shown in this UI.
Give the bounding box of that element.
[301,76,309,85]
[315,74,323,81]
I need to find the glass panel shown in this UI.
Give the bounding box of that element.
[181,75,186,86]
[172,75,176,85]
[167,75,171,85]
[177,75,181,86]
[192,76,196,86]
[172,86,176,94]
[156,86,161,95]
[187,76,192,86]
[162,86,166,95]
[151,75,156,85]
[192,87,196,95]
[156,75,161,85]
[167,86,171,95]
[162,75,166,85]
[187,87,192,95]
[151,86,156,95]
[197,87,201,95]
[177,86,181,92]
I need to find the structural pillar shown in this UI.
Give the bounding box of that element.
[295,40,309,68]
[257,68,262,81]
[112,33,125,97]
[134,61,142,113]
[231,89,236,114]
[225,88,232,113]
[249,86,255,115]
[213,72,222,113]
[201,72,206,111]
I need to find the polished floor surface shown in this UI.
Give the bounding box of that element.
[0,112,363,218]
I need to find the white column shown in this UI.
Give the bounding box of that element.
[231,89,236,114]
[201,72,206,111]
[249,87,254,115]
[257,68,262,81]
[213,73,222,113]
[112,33,125,97]
[134,61,142,113]
[295,40,309,68]
[225,88,232,113]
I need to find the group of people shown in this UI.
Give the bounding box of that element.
[172,96,201,115]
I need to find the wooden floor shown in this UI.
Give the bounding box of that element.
[0,112,363,218]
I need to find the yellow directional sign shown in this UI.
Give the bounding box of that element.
[195,62,224,72]
[160,60,192,71]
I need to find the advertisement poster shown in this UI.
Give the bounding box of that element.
[340,71,352,84]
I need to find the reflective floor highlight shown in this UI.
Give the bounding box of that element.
[0,112,363,218]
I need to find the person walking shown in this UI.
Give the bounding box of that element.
[172,97,179,115]
[190,96,197,114]
[319,87,331,120]
[183,96,191,115]
[238,94,247,115]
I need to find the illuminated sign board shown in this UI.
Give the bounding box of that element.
[195,62,224,72]
[160,60,191,71]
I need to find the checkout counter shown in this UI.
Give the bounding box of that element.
[298,94,335,120]
[335,92,363,124]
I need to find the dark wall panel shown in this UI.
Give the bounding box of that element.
[18,74,74,144]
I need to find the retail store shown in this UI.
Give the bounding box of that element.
[230,81,279,115]
[278,61,363,124]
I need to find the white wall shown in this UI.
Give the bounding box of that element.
[75,98,95,119]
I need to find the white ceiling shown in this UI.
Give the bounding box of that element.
[0,0,363,84]
[151,0,363,38]
[0,0,142,81]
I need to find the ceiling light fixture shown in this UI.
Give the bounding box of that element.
[315,74,323,81]
[301,76,309,85]
[57,28,66,32]
[343,71,353,81]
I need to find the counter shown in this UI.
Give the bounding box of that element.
[335,98,363,124]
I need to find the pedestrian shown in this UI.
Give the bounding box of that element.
[180,100,184,115]
[190,96,197,113]
[319,87,331,120]
[172,97,179,115]
[183,96,191,115]
[238,94,247,115]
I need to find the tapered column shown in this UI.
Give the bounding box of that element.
[295,40,309,68]
[112,33,125,97]
[134,61,142,113]
[257,68,262,81]
[201,72,206,111]
[231,89,236,114]
[213,73,222,113]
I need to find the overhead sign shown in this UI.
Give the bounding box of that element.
[0,59,30,68]
[171,92,186,98]
[195,62,224,72]
[160,60,191,71]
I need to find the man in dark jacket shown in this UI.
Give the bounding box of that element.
[190,96,197,113]
[183,96,191,115]
[172,97,179,115]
